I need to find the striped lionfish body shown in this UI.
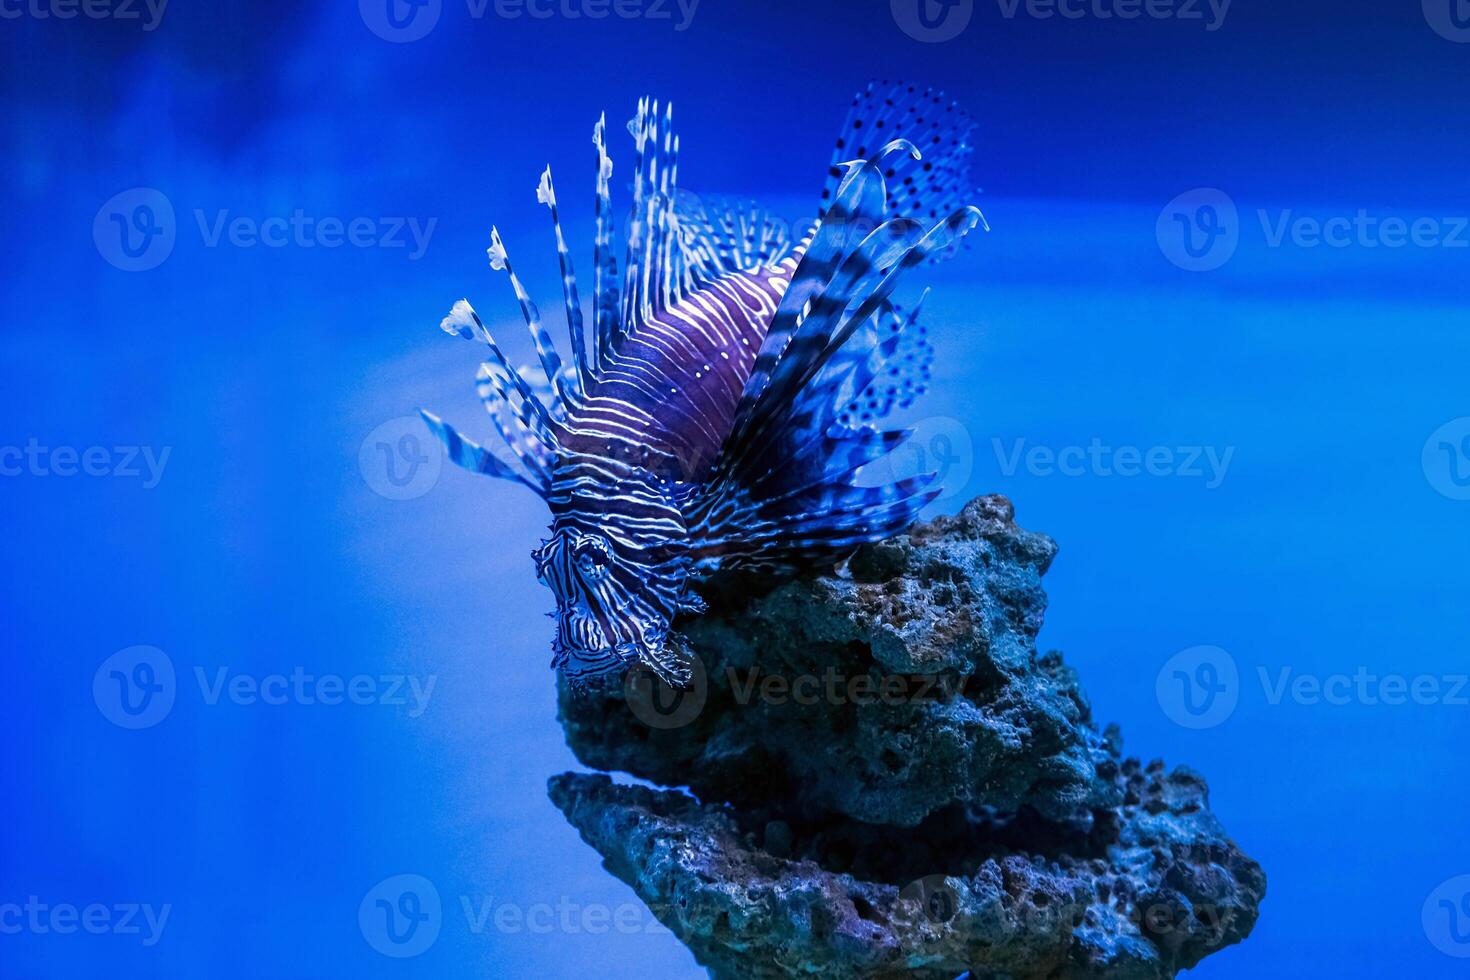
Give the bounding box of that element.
[421,83,985,688]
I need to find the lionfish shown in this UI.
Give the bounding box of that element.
[420,82,984,688]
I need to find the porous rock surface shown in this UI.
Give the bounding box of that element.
[550,496,1264,978]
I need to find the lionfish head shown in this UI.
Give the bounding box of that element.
[532,505,695,690]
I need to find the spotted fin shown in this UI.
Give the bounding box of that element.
[687,125,983,571]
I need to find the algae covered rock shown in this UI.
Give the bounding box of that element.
[549,496,1265,978]
[558,496,1120,827]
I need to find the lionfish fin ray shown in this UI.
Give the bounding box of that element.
[417,410,543,492]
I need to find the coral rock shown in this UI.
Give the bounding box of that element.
[550,496,1264,977]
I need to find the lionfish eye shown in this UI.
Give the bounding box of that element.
[575,539,611,571]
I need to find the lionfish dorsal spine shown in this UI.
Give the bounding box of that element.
[536,166,592,401]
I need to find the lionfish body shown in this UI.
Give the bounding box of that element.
[422,84,984,687]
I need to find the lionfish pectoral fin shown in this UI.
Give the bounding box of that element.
[641,635,696,691]
[417,410,543,492]
[822,81,985,259]
[676,589,708,616]
[681,83,983,573]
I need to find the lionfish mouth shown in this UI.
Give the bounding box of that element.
[556,613,643,676]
